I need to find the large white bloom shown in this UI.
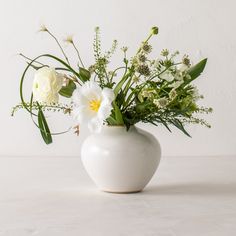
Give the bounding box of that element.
[32,67,64,104]
[72,81,115,132]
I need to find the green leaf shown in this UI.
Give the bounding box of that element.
[26,62,45,70]
[106,116,118,125]
[170,119,191,137]
[37,105,53,144]
[113,102,124,124]
[59,80,76,98]
[187,58,207,82]
[79,67,91,81]
[114,70,132,97]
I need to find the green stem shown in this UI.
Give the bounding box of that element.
[136,34,152,55]
[19,53,44,66]
[72,42,85,68]
[46,30,70,65]
[110,66,126,83]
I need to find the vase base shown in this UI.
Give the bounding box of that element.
[101,189,143,194]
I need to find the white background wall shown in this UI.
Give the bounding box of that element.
[0,0,235,157]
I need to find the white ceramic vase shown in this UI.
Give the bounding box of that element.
[81,125,161,193]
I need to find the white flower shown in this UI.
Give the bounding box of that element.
[178,64,189,72]
[32,67,64,104]
[72,81,115,133]
[141,89,155,98]
[175,70,184,81]
[153,98,168,108]
[159,70,175,82]
[169,80,184,89]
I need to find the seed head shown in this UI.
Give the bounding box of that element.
[121,46,128,53]
[161,49,169,57]
[138,54,147,63]
[182,55,191,66]
[142,43,152,54]
[137,64,150,76]
[39,24,48,32]
[64,35,74,44]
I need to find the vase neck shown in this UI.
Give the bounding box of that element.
[100,125,136,135]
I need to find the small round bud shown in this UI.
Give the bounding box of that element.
[151,26,159,35]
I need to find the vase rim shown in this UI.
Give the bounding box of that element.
[101,124,136,132]
[104,124,135,128]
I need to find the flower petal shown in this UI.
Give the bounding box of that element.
[88,117,103,133]
[73,105,95,124]
[98,102,112,120]
[102,88,115,102]
[80,81,102,101]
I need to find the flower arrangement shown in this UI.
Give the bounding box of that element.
[12,25,212,144]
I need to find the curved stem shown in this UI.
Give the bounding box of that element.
[110,66,126,83]
[46,30,70,65]
[72,42,85,68]
[19,53,44,66]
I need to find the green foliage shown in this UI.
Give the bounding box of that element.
[113,102,124,125]
[59,80,76,98]
[37,104,52,144]
[186,58,208,83]
[79,67,91,81]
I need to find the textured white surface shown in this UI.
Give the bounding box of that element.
[0,157,236,236]
[0,0,236,157]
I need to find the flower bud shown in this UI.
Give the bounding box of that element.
[151,26,159,35]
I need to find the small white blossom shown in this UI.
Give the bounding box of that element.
[141,89,155,99]
[159,70,175,82]
[178,64,189,72]
[169,80,184,89]
[153,98,168,108]
[175,71,184,81]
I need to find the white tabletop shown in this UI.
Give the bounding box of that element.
[0,156,235,236]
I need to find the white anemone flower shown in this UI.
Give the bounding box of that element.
[72,81,115,133]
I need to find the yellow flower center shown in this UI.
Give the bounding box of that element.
[89,99,101,112]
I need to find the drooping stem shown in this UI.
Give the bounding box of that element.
[71,41,85,68]
[19,53,44,66]
[46,29,70,65]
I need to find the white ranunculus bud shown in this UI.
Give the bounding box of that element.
[32,67,64,104]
